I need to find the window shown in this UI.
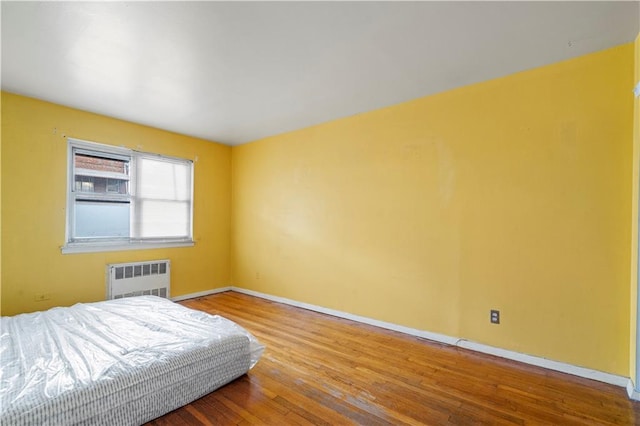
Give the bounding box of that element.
[63,138,194,254]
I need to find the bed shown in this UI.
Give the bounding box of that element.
[0,295,264,425]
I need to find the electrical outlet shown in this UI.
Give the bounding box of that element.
[34,293,51,302]
[490,309,500,324]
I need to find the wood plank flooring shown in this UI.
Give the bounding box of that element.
[147,291,640,425]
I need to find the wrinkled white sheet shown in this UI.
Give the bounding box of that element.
[0,296,264,423]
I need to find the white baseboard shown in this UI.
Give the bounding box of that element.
[457,340,628,388]
[627,380,640,400]
[230,286,629,389]
[171,286,232,302]
[232,287,459,345]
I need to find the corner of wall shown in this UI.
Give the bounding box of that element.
[0,92,3,315]
[631,32,640,388]
[628,379,640,401]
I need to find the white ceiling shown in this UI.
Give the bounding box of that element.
[2,2,639,146]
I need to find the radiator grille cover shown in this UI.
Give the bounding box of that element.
[107,260,170,300]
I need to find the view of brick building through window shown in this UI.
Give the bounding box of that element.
[74,154,129,195]
[75,154,127,173]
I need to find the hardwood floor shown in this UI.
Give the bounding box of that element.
[147,291,640,425]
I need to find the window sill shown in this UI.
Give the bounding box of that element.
[61,240,194,254]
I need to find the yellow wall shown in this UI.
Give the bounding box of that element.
[232,43,635,375]
[631,33,640,384]
[1,93,232,316]
[1,42,636,377]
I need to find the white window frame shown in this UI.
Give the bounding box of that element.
[62,138,194,254]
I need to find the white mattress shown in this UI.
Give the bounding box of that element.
[0,295,264,425]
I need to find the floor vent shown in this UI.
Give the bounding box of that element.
[107,259,170,300]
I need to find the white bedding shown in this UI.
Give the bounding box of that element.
[0,295,264,425]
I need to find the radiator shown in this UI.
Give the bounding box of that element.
[106,259,171,300]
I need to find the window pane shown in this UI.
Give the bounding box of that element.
[74,152,129,195]
[134,200,189,238]
[106,179,126,193]
[75,201,130,238]
[137,157,190,201]
[75,177,95,192]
